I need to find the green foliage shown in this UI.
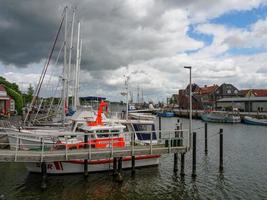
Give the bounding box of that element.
[24,84,34,104]
[0,76,21,94]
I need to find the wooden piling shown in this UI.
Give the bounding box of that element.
[116,157,123,182]
[219,128,223,172]
[205,123,208,155]
[174,153,178,173]
[159,116,162,139]
[180,153,185,177]
[41,162,47,189]
[192,132,196,178]
[131,155,135,175]
[113,157,118,176]
[84,134,88,177]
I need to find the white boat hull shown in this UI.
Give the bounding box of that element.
[7,129,55,150]
[25,155,160,174]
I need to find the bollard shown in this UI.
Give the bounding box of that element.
[131,156,135,175]
[84,134,88,177]
[116,157,123,182]
[192,132,197,178]
[219,129,223,172]
[173,153,178,173]
[180,123,183,146]
[41,162,47,189]
[84,159,88,177]
[159,116,162,139]
[180,153,185,176]
[205,123,208,155]
[175,119,180,137]
[113,157,118,176]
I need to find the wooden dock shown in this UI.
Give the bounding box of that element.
[0,144,187,162]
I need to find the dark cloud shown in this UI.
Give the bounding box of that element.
[0,0,67,67]
[0,0,201,71]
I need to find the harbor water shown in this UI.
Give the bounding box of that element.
[0,118,267,200]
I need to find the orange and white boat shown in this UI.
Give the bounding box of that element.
[24,101,160,174]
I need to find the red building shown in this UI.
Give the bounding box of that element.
[0,84,14,116]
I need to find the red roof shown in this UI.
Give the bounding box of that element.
[0,84,6,92]
[241,89,267,97]
[197,85,218,95]
[251,89,267,97]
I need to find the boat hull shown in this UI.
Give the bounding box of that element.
[201,113,240,123]
[157,112,175,117]
[25,155,160,174]
[243,116,267,126]
[7,130,55,150]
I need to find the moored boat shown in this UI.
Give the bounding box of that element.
[17,101,160,174]
[157,111,175,117]
[243,116,267,126]
[201,111,241,123]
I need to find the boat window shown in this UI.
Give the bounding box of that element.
[133,124,156,140]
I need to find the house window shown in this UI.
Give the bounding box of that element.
[10,99,15,112]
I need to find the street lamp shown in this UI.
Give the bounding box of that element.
[184,66,192,149]
[121,75,129,120]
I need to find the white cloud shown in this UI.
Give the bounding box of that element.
[1,0,267,101]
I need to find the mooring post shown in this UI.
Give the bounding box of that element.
[116,157,123,182]
[219,128,224,172]
[131,155,135,175]
[192,132,197,178]
[159,116,162,139]
[84,134,88,177]
[180,153,185,176]
[113,157,118,177]
[205,122,208,155]
[41,162,47,189]
[174,153,178,173]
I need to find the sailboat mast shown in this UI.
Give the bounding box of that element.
[74,21,81,111]
[62,6,68,125]
[67,9,75,109]
[23,8,65,125]
[77,39,82,107]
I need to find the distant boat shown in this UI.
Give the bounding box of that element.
[243,116,267,126]
[129,112,156,120]
[201,111,240,123]
[157,111,175,118]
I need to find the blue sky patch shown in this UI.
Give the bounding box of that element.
[187,25,213,46]
[210,4,267,29]
[225,47,267,56]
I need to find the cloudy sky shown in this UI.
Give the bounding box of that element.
[1,0,267,102]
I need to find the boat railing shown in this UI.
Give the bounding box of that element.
[0,128,189,162]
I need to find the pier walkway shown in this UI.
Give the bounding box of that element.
[0,144,187,162]
[0,128,189,163]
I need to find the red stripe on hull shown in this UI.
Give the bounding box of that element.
[54,161,61,170]
[63,155,160,165]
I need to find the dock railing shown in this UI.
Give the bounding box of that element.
[0,127,189,162]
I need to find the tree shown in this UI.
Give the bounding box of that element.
[24,84,34,104]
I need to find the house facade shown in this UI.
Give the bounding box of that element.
[0,84,15,116]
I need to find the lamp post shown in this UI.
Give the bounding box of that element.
[184,66,192,149]
[121,76,129,120]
